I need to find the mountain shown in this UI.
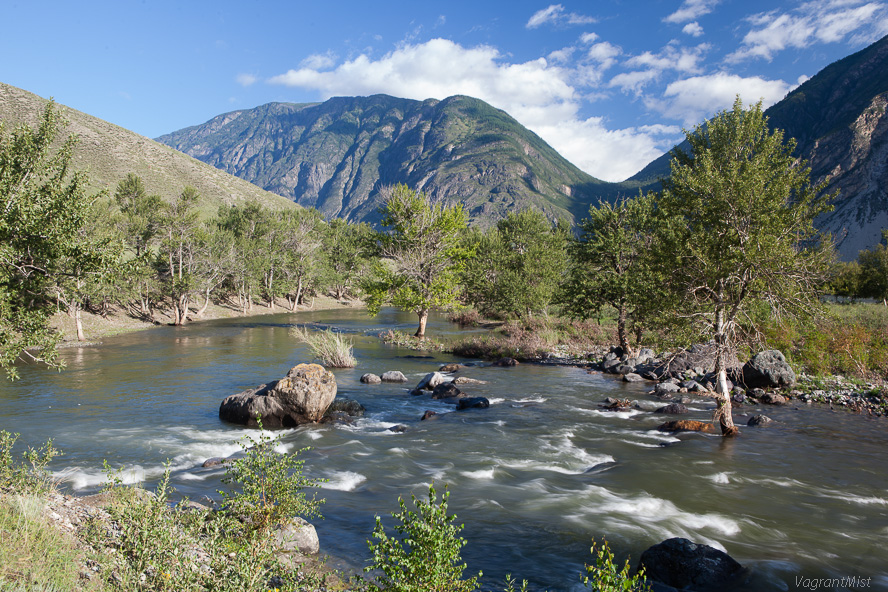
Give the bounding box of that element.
[157,94,627,226]
[629,34,888,260]
[0,83,297,216]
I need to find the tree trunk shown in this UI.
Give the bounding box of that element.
[74,305,85,341]
[616,300,632,356]
[714,306,739,436]
[196,287,212,317]
[415,309,429,338]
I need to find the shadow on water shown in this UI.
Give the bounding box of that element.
[1,307,887,591]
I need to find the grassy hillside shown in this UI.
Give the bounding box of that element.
[0,82,298,216]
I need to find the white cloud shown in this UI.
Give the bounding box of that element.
[625,43,710,74]
[650,73,793,124]
[580,32,599,44]
[236,73,258,87]
[683,21,704,36]
[300,51,338,70]
[664,0,720,24]
[526,3,596,28]
[609,70,661,94]
[728,1,885,62]
[548,47,576,64]
[268,38,668,181]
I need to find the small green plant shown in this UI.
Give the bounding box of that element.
[290,326,357,368]
[363,483,480,592]
[583,539,650,592]
[0,430,61,494]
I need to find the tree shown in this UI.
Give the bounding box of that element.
[463,210,568,319]
[657,97,833,436]
[857,230,888,305]
[321,218,373,301]
[363,484,480,592]
[560,194,664,354]
[156,186,202,325]
[0,102,110,377]
[364,184,469,338]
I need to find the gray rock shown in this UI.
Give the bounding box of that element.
[655,343,742,379]
[439,363,463,373]
[201,457,228,468]
[274,517,319,555]
[453,376,487,385]
[654,382,681,396]
[761,393,787,405]
[381,371,408,383]
[360,373,382,384]
[420,410,439,421]
[388,424,409,433]
[636,348,655,364]
[602,359,622,372]
[415,372,450,391]
[654,403,689,415]
[623,373,644,382]
[638,538,743,590]
[742,350,796,389]
[747,414,773,426]
[325,397,365,417]
[614,364,636,375]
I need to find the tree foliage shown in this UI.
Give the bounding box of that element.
[364,184,470,338]
[0,102,111,377]
[463,210,568,319]
[657,97,833,434]
[857,230,888,304]
[561,194,664,353]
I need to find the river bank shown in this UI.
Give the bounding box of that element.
[48,296,365,345]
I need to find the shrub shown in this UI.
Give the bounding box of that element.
[291,326,356,368]
[0,430,60,494]
[583,539,650,591]
[363,484,480,592]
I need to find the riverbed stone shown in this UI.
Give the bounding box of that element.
[760,393,787,405]
[742,350,796,389]
[638,538,744,590]
[654,403,689,415]
[657,420,719,434]
[492,357,519,367]
[456,397,490,410]
[325,397,365,418]
[420,410,439,421]
[415,372,449,391]
[360,373,382,384]
[439,363,463,373]
[388,424,408,433]
[219,363,337,428]
[602,359,622,373]
[431,382,465,400]
[747,414,773,427]
[381,371,408,383]
[654,382,681,396]
[453,376,487,385]
[623,373,643,382]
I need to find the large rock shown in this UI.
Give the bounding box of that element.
[415,372,450,391]
[654,403,689,415]
[219,363,337,428]
[274,517,319,555]
[431,382,465,401]
[638,538,744,590]
[360,373,382,384]
[742,350,796,389]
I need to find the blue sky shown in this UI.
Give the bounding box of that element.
[2,1,886,182]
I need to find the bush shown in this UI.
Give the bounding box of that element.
[0,430,60,494]
[291,326,357,368]
[363,484,480,592]
[583,539,650,591]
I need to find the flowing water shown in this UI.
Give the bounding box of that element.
[1,308,886,591]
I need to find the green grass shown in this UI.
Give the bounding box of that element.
[290,327,357,367]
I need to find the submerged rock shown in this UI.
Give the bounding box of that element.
[654,403,689,415]
[638,537,744,590]
[388,424,409,433]
[420,410,439,421]
[656,420,719,434]
[456,397,490,410]
[492,357,519,367]
[453,376,487,385]
[439,363,463,372]
[747,414,773,427]
[431,382,465,401]
[219,363,336,428]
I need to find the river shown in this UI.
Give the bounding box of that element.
[1,308,886,591]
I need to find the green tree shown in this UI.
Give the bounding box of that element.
[857,230,888,305]
[560,194,664,354]
[828,260,863,301]
[0,102,109,378]
[156,186,202,325]
[657,97,833,435]
[321,218,373,301]
[463,210,568,319]
[364,184,469,338]
[363,484,480,592]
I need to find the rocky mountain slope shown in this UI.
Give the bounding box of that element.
[630,34,888,260]
[157,94,626,226]
[0,83,297,215]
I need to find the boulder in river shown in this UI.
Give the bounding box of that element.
[456,397,490,410]
[760,393,787,405]
[415,372,449,391]
[219,363,337,428]
[492,357,519,367]
[654,403,689,415]
[747,414,773,427]
[453,376,487,385]
[381,371,408,383]
[420,410,439,421]
[431,382,465,401]
[439,363,463,372]
[360,373,382,384]
[638,537,744,590]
